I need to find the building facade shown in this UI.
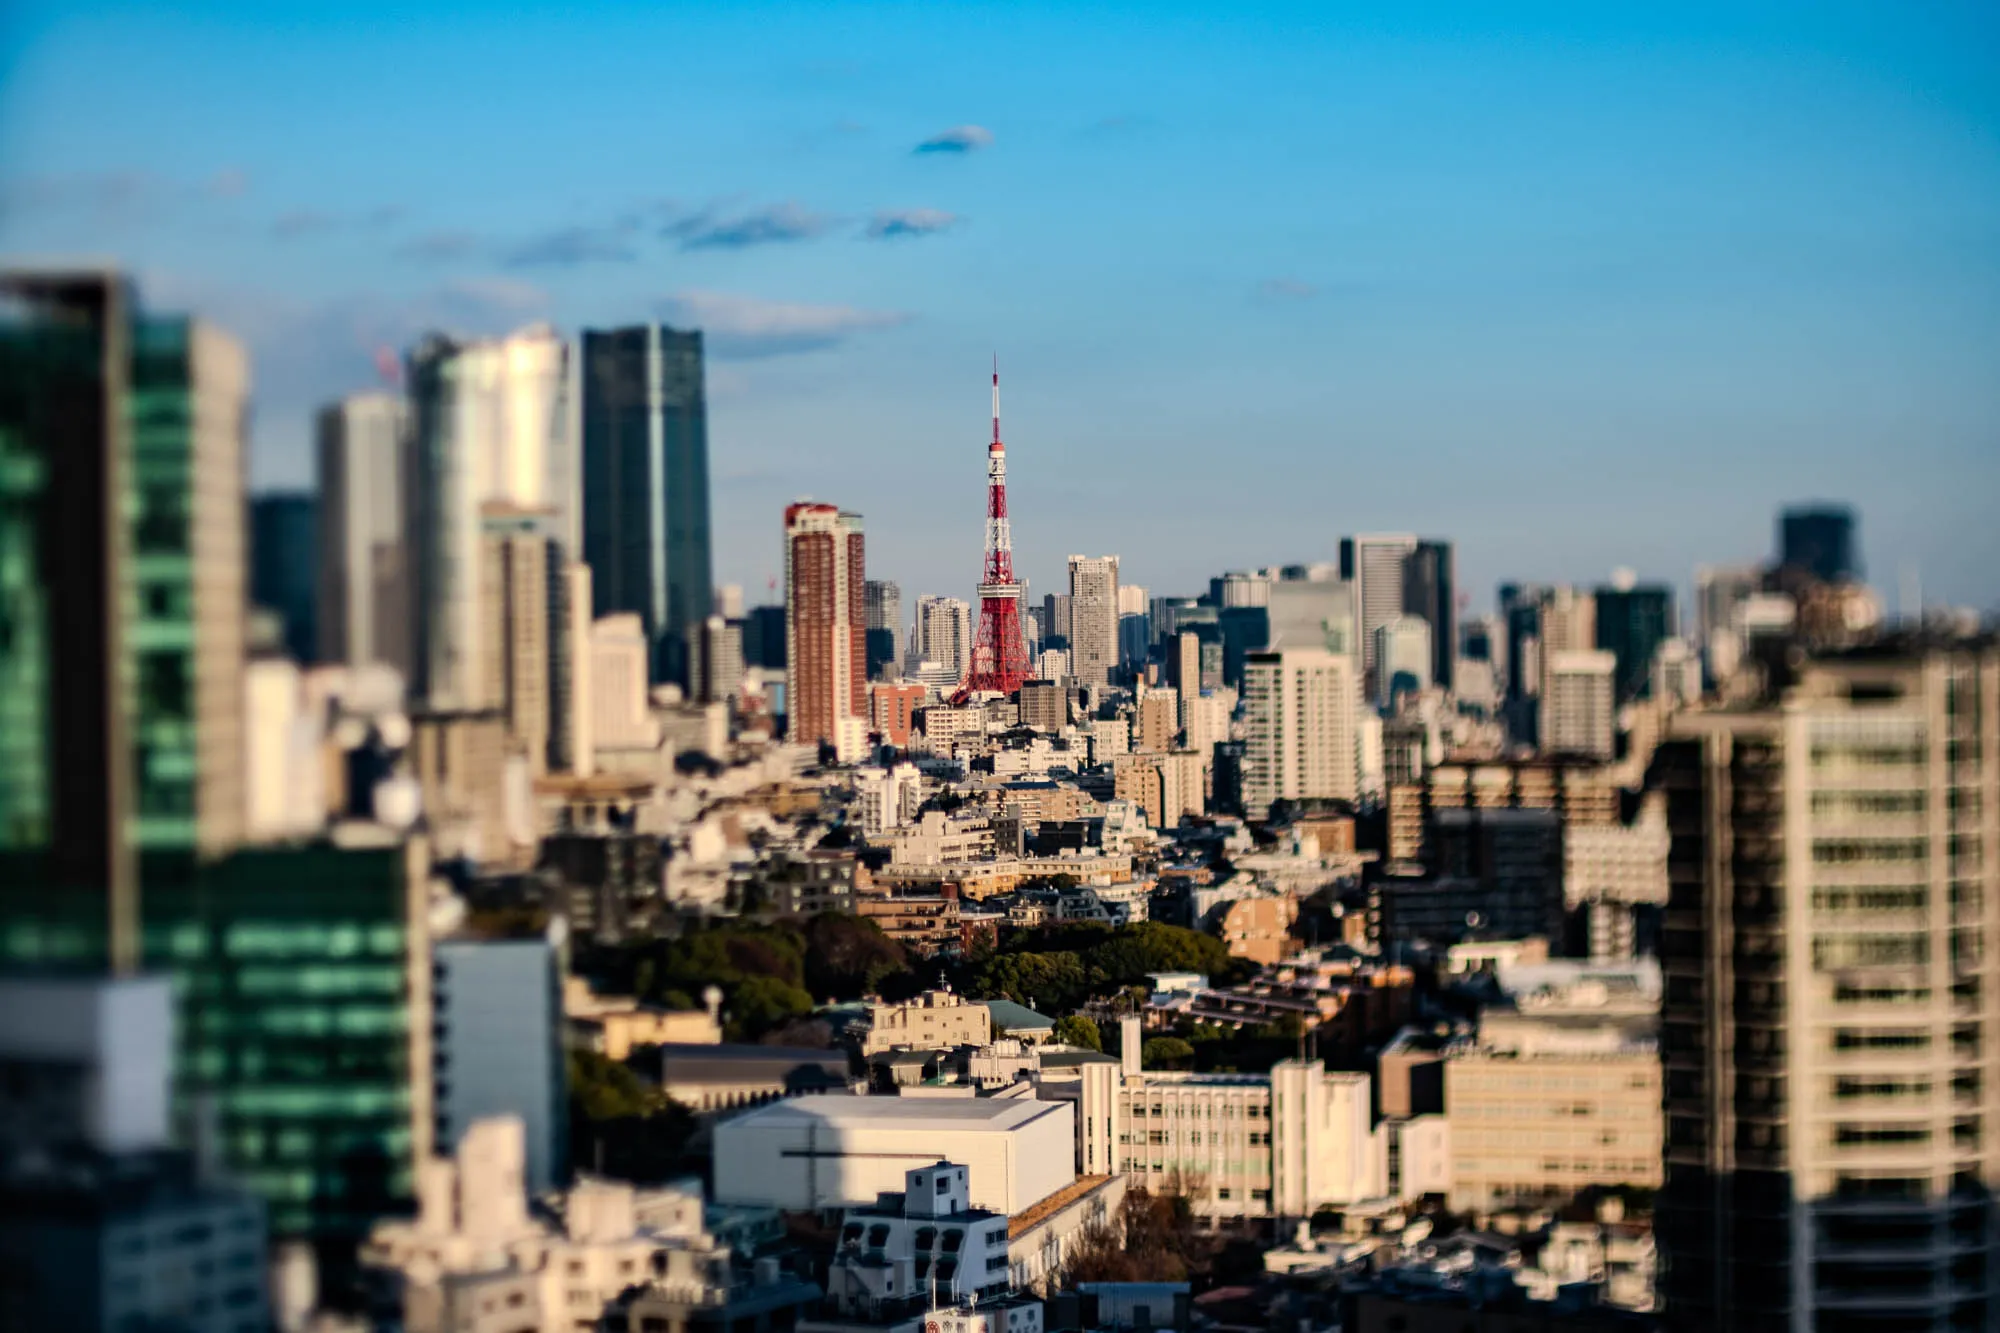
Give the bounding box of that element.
[249,492,318,664]
[435,932,568,1195]
[915,595,973,684]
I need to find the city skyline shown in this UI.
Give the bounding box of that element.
[1,3,1994,612]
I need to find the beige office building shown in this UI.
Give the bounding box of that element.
[1067,555,1121,686]
[1241,649,1358,817]
[1444,1010,1662,1211]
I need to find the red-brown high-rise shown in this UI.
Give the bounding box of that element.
[784,503,867,759]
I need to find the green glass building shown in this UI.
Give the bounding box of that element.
[143,841,432,1241]
[2,271,432,1253]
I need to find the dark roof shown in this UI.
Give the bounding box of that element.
[981,999,1054,1032]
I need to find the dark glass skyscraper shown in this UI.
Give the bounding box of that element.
[1778,503,1858,584]
[250,491,318,663]
[581,325,713,689]
[1594,583,1674,704]
[1402,538,1455,691]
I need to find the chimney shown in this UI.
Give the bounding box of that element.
[1121,1014,1142,1077]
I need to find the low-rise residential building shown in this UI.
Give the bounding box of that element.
[1074,1017,1385,1221]
[565,978,723,1059]
[860,990,994,1055]
[1215,894,1297,965]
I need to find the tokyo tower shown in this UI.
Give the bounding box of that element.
[953,362,1032,700]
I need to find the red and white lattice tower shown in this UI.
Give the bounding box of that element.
[954,362,1032,699]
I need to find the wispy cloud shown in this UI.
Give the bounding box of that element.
[1255,277,1318,300]
[502,225,638,267]
[866,208,960,240]
[914,124,994,154]
[666,201,836,250]
[207,168,250,199]
[659,290,909,358]
[271,210,339,239]
[397,229,482,261]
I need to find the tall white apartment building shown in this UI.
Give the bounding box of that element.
[1075,1017,1384,1219]
[1541,649,1616,758]
[915,595,973,684]
[1654,641,2000,1331]
[1067,555,1121,686]
[1241,649,1358,818]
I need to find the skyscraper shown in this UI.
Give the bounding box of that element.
[914,595,972,682]
[317,391,409,671]
[249,492,318,664]
[1339,533,1417,683]
[1778,503,1859,584]
[1653,641,1999,1331]
[580,325,713,688]
[0,270,140,968]
[1540,649,1615,758]
[1401,538,1454,691]
[1067,555,1120,685]
[1241,648,1359,818]
[406,326,572,711]
[1267,579,1356,657]
[785,504,866,759]
[1595,581,1674,704]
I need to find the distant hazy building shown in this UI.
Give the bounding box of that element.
[406,325,572,711]
[1372,616,1434,707]
[1241,648,1359,818]
[1340,534,1417,683]
[914,595,972,684]
[864,579,902,678]
[1540,649,1615,759]
[580,324,713,687]
[1653,641,1998,1331]
[690,614,744,706]
[317,392,410,671]
[785,504,867,760]
[1778,502,1858,584]
[1068,555,1121,685]
[1401,539,1454,691]
[1594,582,1674,704]
[249,492,318,664]
[1267,578,1356,657]
[1695,563,1761,684]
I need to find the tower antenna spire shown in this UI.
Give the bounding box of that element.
[955,358,1032,700]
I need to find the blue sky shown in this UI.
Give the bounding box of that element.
[3,1,1996,616]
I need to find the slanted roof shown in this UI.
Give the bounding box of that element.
[981,999,1054,1033]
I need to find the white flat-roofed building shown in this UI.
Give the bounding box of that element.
[712,1095,1076,1215]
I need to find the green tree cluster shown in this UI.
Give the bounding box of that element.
[965,921,1242,1013]
[583,914,913,1042]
